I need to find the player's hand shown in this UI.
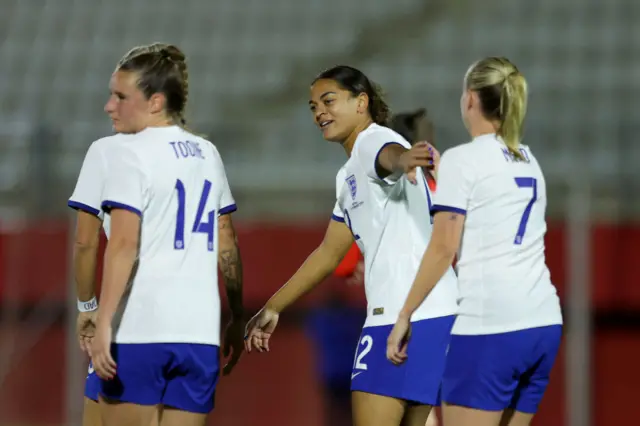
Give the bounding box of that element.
[386,316,411,365]
[398,142,436,185]
[76,310,98,356]
[347,260,365,286]
[423,142,440,182]
[91,322,116,380]
[222,317,246,376]
[244,307,279,353]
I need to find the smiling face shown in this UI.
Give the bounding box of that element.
[308,78,368,143]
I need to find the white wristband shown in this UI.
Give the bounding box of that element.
[78,297,98,312]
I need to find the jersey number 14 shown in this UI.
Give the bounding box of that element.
[174,179,216,251]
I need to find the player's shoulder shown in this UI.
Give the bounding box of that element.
[335,162,348,183]
[357,123,411,149]
[440,139,480,164]
[81,134,136,168]
[86,133,132,153]
[100,135,145,169]
[195,135,221,159]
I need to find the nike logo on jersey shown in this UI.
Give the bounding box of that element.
[351,371,363,380]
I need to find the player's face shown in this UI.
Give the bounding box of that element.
[104,70,151,134]
[309,79,362,142]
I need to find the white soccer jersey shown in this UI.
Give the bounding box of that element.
[100,126,236,345]
[432,133,562,335]
[332,123,458,327]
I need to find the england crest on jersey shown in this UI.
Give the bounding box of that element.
[346,174,357,200]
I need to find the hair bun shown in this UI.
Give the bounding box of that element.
[162,45,186,64]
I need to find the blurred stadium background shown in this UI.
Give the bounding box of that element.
[0,0,638,425]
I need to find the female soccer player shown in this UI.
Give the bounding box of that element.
[245,65,458,426]
[81,43,244,426]
[387,57,563,426]
[69,135,163,426]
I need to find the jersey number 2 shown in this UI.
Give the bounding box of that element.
[174,179,216,251]
[513,177,537,245]
[353,335,373,370]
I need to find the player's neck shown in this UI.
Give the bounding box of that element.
[469,120,498,139]
[143,116,175,129]
[342,119,373,156]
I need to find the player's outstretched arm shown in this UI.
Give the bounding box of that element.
[265,218,353,313]
[218,213,245,375]
[375,142,436,184]
[72,211,102,354]
[244,219,353,353]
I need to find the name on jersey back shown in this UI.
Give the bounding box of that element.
[169,141,206,160]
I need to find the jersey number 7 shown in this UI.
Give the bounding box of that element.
[174,179,216,251]
[513,177,538,245]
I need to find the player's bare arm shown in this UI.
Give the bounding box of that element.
[218,213,244,318]
[93,209,141,380]
[73,210,102,354]
[244,218,353,353]
[218,213,245,375]
[74,210,102,302]
[265,218,353,313]
[375,142,436,184]
[401,212,463,319]
[387,212,464,365]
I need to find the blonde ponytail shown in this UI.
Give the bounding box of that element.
[465,57,529,161]
[499,72,528,160]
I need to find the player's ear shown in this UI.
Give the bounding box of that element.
[466,90,478,111]
[148,92,166,115]
[356,92,369,115]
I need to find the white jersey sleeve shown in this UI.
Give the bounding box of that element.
[431,148,476,215]
[354,128,410,184]
[101,145,149,217]
[212,150,237,216]
[68,141,107,218]
[331,200,345,222]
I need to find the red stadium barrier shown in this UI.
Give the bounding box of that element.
[0,220,639,426]
[0,221,638,309]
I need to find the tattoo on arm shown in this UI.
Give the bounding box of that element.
[218,217,244,318]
